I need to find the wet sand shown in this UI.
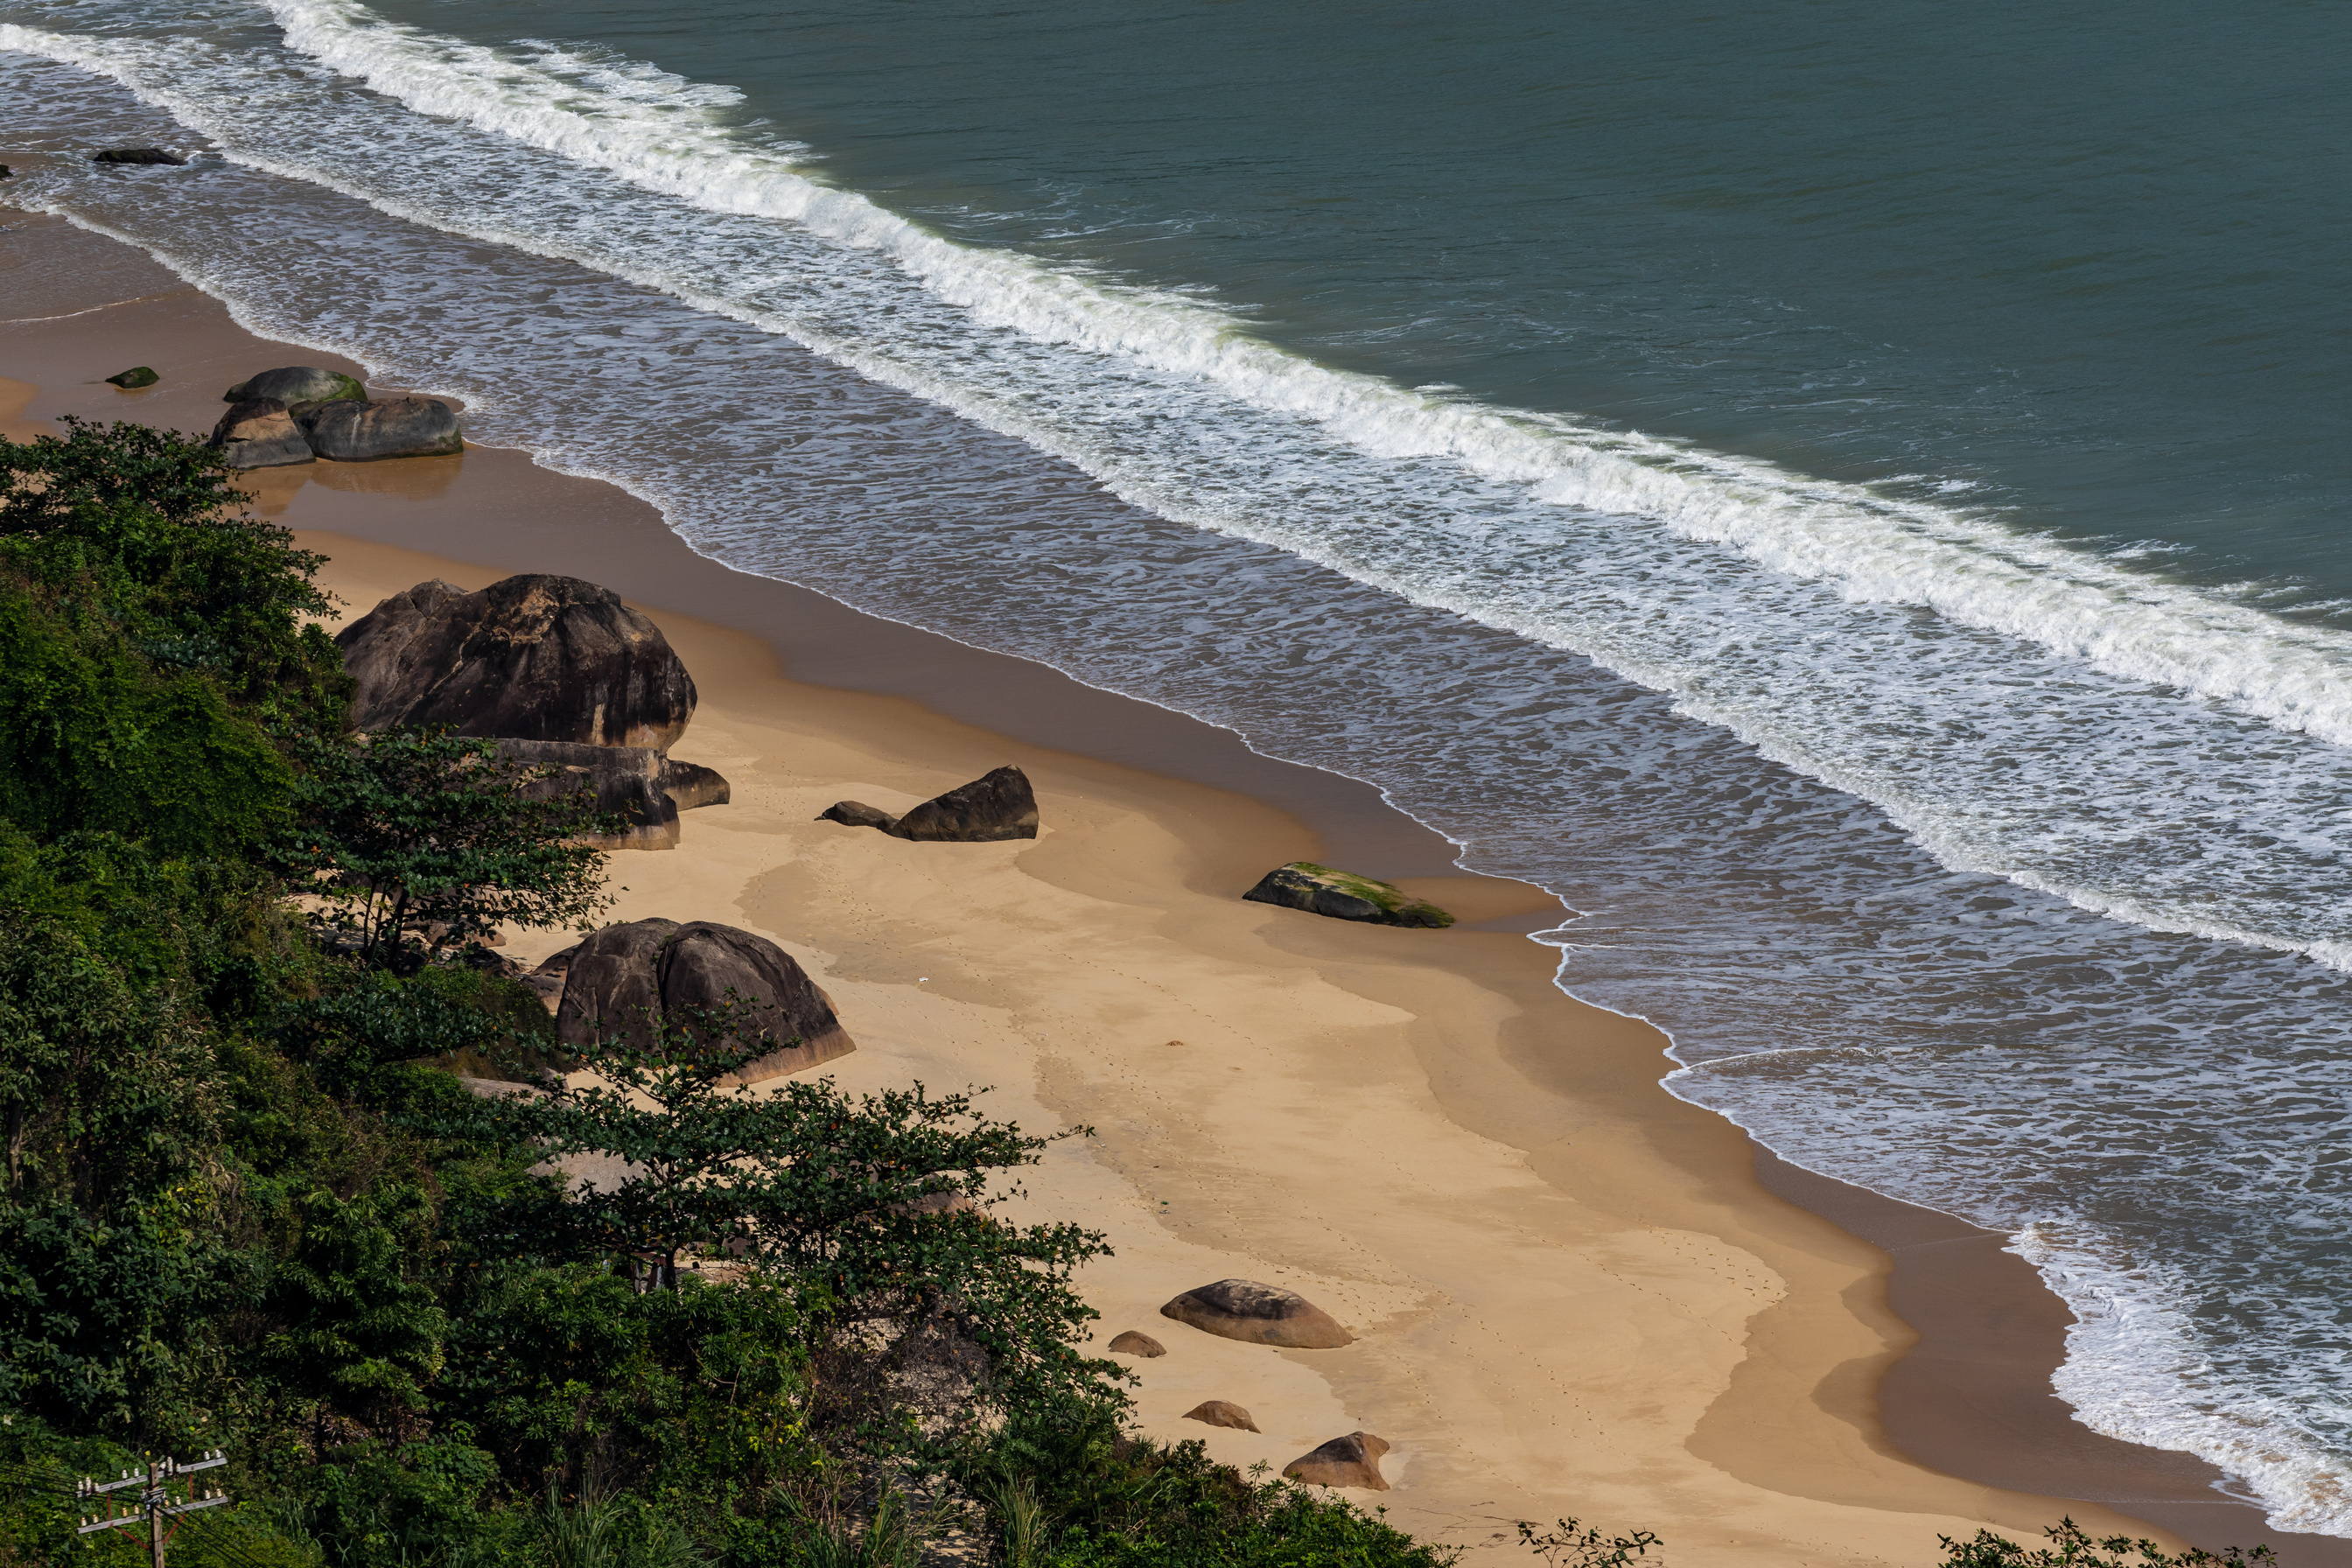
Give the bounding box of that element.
[6,207,2338,1564]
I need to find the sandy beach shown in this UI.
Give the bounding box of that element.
[4,208,2330,1566]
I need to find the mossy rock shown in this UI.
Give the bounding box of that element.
[1241,862,1453,928]
[105,367,159,389]
[222,366,366,405]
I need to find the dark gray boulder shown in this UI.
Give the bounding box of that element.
[1283,1433,1389,1491]
[299,396,462,461]
[223,366,366,405]
[105,367,158,389]
[661,759,731,811]
[93,148,184,166]
[555,917,853,1082]
[817,766,1039,842]
[1161,1278,1353,1348]
[498,739,678,851]
[208,399,313,470]
[1241,863,1453,928]
[896,766,1038,841]
[336,575,697,749]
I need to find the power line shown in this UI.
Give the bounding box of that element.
[77,1450,232,1568]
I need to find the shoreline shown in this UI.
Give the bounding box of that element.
[6,207,2336,1564]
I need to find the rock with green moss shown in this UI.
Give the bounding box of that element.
[104,366,158,389]
[1242,862,1453,928]
[221,365,366,405]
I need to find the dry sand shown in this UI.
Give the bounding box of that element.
[6,207,2332,1566]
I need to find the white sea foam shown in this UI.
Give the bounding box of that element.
[210,0,2352,756]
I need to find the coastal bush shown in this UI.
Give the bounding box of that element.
[1936,1521,2275,1567]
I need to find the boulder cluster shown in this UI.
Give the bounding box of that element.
[1105,1277,1393,1490]
[336,573,723,851]
[209,365,462,468]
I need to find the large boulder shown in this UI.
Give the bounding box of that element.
[299,396,463,461]
[222,366,366,405]
[1160,1279,1353,1348]
[1184,1401,1260,1433]
[208,400,313,470]
[555,917,853,1082]
[1242,863,1453,928]
[93,148,184,166]
[337,576,697,749]
[498,739,678,850]
[817,766,1039,843]
[1283,1433,1389,1491]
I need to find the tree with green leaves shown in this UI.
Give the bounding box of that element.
[279,727,614,969]
[0,417,346,723]
[458,1003,1113,1437]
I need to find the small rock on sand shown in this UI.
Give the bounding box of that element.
[1106,1331,1166,1358]
[818,766,1039,842]
[1183,1400,1260,1432]
[1160,1278,1353,1348]
[1284,1432,1389,1490]
[1242,862,1453,928]
[105,367,158,389]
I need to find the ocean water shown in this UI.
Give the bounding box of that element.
[4,0,2352,1534]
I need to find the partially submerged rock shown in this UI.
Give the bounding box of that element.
[1160,1279,1353,1348]
[498,739,678,851]
[1106,1331,1166,1359]
[661,759,731,811]
[223,366,366,406]
[337,575,698,749]
[817,766,1039,842]
[105,367,158,389]
[208,399,313,470]
[1242,863,1453,928]
[1184,1401,1260,1432]
[1283,1432,1389,1491]
[300,396,462,461]
[555,917,853,1082]
[93,148,184,166]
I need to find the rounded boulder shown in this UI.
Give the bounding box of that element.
[556,917,854,1082]
[1160,1278,1353,1348]
[336,575,697,749]
[1283,1432,1389,1491]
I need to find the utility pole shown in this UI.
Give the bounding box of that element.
[77,1450,230,1568]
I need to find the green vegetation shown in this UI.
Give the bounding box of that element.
[0,421,1463,1568]
[1936,1520,2275,1567]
